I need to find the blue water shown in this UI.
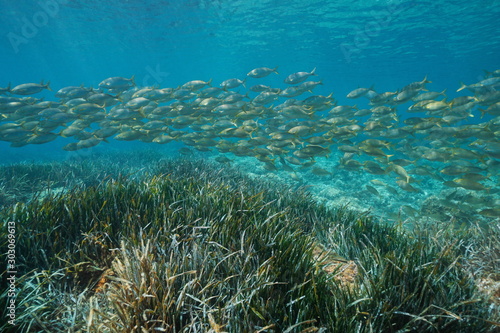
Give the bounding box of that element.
[2,0,499,91]
[0,0,499,164]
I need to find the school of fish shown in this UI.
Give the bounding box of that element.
[1,67,500,221]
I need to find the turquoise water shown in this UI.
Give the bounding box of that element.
[1,0,499,222]
[2,1,499,99]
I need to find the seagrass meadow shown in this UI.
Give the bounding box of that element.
[0,151,499,332]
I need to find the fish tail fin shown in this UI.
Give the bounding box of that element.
[456,81,467,92]
[273,66,279,74]
[130,75,136,86]
[138,106,147,118]
[207,78,213,86]
[311,67,317,75]
[40,80,51,91]
[115,91,125,102]
[422,75,431,84]
[478,155,487,165]
[478,108,487,118]
[242,78,247,88]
